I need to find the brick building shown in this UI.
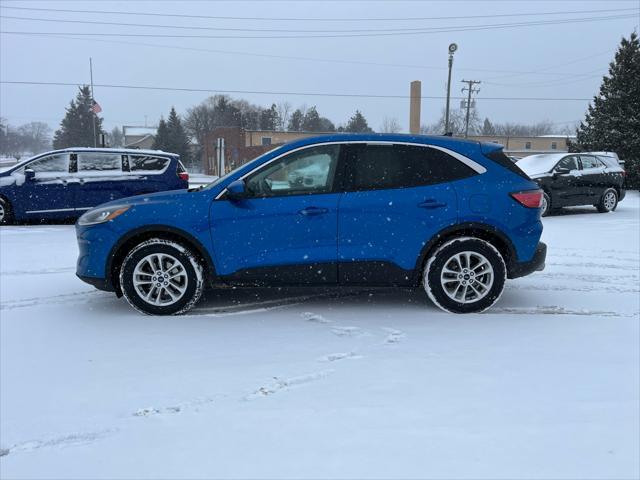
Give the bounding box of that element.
[202,127,334,175]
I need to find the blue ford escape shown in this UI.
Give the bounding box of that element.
[76,134,546,315]
[0,148,188,223]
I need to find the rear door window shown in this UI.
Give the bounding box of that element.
[129,155,170,172]
[346,144,475,191]
[77,152,122,172]
[580,155,603,170]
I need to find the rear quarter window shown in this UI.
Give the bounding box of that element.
[484,149,531,180]
[129,155,170,172]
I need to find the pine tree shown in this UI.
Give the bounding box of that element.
[153,107,191,164]
[481,118,496,136]
[344,110,374,133]
[288,109,304,131]
[260,104,279,130]
[152,117,169,151]
[576,32,640,188]
[301,106,322,131]
[52,86,104,148]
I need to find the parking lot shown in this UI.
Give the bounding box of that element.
[1,193,639,479]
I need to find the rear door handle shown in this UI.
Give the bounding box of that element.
[298,207,329,216]
[419,199,447,209]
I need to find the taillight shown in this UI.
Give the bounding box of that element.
[178,172,189,182]
[511,190,543,208]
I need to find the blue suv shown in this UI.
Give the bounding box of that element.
[75,134,546,315]
[0,148,188,223]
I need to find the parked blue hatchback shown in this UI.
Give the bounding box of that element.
[0,148,189,223]
[76,134,546,315]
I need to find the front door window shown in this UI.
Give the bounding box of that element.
[245,145,340,197]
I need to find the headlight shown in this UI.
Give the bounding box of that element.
[78,205,131,226]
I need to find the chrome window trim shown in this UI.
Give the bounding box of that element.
[215,140,487,200]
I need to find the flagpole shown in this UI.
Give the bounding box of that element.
[89,57,97,147]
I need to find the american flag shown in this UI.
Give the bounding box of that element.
[91,100,102,114]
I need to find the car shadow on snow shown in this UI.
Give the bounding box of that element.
[192,286,434,316]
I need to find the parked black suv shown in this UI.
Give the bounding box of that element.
[517,153,626,216]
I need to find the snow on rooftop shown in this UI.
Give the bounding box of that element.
[123,126,157,136]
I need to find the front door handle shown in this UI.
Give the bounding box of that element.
[419,199,447,209]
[298,207,329,216]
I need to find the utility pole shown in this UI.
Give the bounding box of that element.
[89,58,97,147]
[444,43,458,135]
[461,79,481,138]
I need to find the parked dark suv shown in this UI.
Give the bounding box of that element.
[517,153,626,216]
[0,148,188,224]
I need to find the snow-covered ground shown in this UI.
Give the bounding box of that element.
[1,193,639,479]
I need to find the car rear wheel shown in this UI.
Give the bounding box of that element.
[0,198,13,225]
[424,237,506,314]
[119,238,204,315]
[541,192,551,217]
[597,188,618,213]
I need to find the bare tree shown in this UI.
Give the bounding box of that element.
[380,117,402,133]
[421,108,480,136]
[276,101,292,131]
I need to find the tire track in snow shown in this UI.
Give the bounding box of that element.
[1,267,76,276]
[489,305,636,317]
[0,290,109,311]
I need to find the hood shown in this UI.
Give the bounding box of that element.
[97,188,192,209]
[517,154,565,176]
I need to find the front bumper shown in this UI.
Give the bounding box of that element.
[508,241,546,279]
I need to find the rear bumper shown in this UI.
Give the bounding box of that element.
[508,241,546,279]
[77,274,114,292]
[619,188,626,202]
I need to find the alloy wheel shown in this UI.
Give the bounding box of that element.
[132,253,188,306]
[0,203,4,223]
[440,251,494,304]
[603,191,616,211]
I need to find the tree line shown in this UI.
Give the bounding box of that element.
[0,119,52,160]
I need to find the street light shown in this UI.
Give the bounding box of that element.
[444,43,458,135]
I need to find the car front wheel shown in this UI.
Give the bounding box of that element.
[597,188,618,213]
[424,237,506,314]
[119,238,204,315]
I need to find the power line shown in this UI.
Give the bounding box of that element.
[0,80,595,101]
[0,5,636,22]
[0,14,633,39]
[0,30,612,81]
[3,11,633,33]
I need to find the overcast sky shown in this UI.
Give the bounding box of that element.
[1,0,639,134]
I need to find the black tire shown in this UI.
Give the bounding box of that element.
[541,192,551,217]
[0,198,13,225]
[424,237,507,314]
[597,188,618,213]
[119,238,204,315]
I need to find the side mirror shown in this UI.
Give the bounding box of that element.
[553,167,570,177]
[24,168,35,181]
[225,179,248,201]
